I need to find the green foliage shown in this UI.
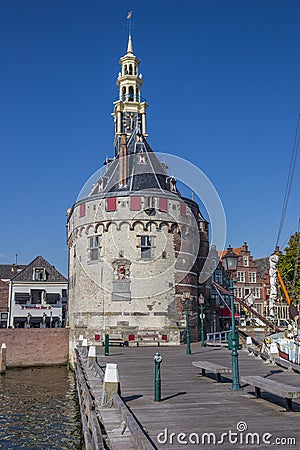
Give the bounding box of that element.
[278,232,300,304]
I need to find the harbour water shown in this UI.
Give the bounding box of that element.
[0,366,83,449]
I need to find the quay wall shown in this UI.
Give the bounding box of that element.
[0,328,69,367]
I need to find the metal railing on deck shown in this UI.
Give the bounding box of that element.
[206,331,230,345]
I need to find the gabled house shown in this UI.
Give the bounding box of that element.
[0,264,25,328]
[8,256,68,328]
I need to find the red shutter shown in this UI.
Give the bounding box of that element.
[180,202,186,215]
[130,196,141,211]
[79,203,85,217]
[106,197,117,211]
[159,198,168,212]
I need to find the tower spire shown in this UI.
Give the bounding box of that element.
[127,34,133,54]
[112,32,149,152]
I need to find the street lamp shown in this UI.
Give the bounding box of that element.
[184,292,191,355]
[222,245,241,391]
[199,294,206,347]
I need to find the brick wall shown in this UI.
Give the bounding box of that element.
[0,328,69,367]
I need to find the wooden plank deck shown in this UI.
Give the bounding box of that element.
[96,343,300,449]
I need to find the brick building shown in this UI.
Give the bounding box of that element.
[0,264,25,328]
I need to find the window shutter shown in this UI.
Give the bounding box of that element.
[159,198,168,212]
[79,203,86,217]
[180,202,186,215]
[130,196,141,211]
[106,197,117,211]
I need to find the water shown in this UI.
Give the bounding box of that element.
[0,366,83,449]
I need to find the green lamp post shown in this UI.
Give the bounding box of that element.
[199,294,206,347]
[184,292,191,355]
[222,245,241,391]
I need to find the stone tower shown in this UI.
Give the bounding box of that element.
[67,35,209,356]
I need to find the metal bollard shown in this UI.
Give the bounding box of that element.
[104,334,109,356]
[154,352,162,402]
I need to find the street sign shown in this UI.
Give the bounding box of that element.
[199,313,205,320]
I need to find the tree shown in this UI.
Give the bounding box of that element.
[278,232,300,304]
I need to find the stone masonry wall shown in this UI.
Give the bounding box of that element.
[0,328,69,368]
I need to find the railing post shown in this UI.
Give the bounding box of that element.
[104,334,109,356]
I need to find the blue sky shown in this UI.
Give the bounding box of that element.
[0,0,299,276]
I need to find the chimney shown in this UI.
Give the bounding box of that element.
[118,134,128,187]
[12,264,17,276]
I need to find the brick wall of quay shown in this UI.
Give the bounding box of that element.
[0,328,69,368]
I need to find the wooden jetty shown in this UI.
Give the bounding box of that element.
[76,342,300,449]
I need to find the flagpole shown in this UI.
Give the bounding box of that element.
[127,11,133,36]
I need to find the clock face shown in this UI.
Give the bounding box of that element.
[122,112,142,133]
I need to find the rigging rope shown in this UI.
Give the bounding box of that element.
[276,114,300,247]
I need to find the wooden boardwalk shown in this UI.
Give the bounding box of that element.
[96,343,300,449]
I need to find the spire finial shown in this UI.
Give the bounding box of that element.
[126,11,133,53]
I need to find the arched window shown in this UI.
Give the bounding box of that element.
[128,86,134,101]
[134,65,137,75]
[122,87,126,101]
[129,64,133,75]
[124,65,128,75]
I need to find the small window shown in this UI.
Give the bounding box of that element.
[31,290,44,304]
[14,293,30,305]
[237,271,245,282]
[145,197,155,208]
[141,236,154,259]
[243,256,249,267]
[214,271,222,284]
[46,293,60,305]
[138,154,146,164]
[88,236,100,261]
[33,268,46,281]
[249,272,256,283]
[62,289,67,298]
[129,64,133,75]
[234,288,243,298]
[253,287,261,299]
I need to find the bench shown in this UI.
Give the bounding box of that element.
[136,333,161,346]
[192,361,232,383]
[241,375,300,411]
[102,333,127,347]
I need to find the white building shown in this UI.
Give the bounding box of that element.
[67,35,209,353]
[8,256,68,328]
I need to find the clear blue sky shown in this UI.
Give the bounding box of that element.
[1,0,299,276]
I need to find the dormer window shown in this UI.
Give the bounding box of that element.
[33,268,46,281]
